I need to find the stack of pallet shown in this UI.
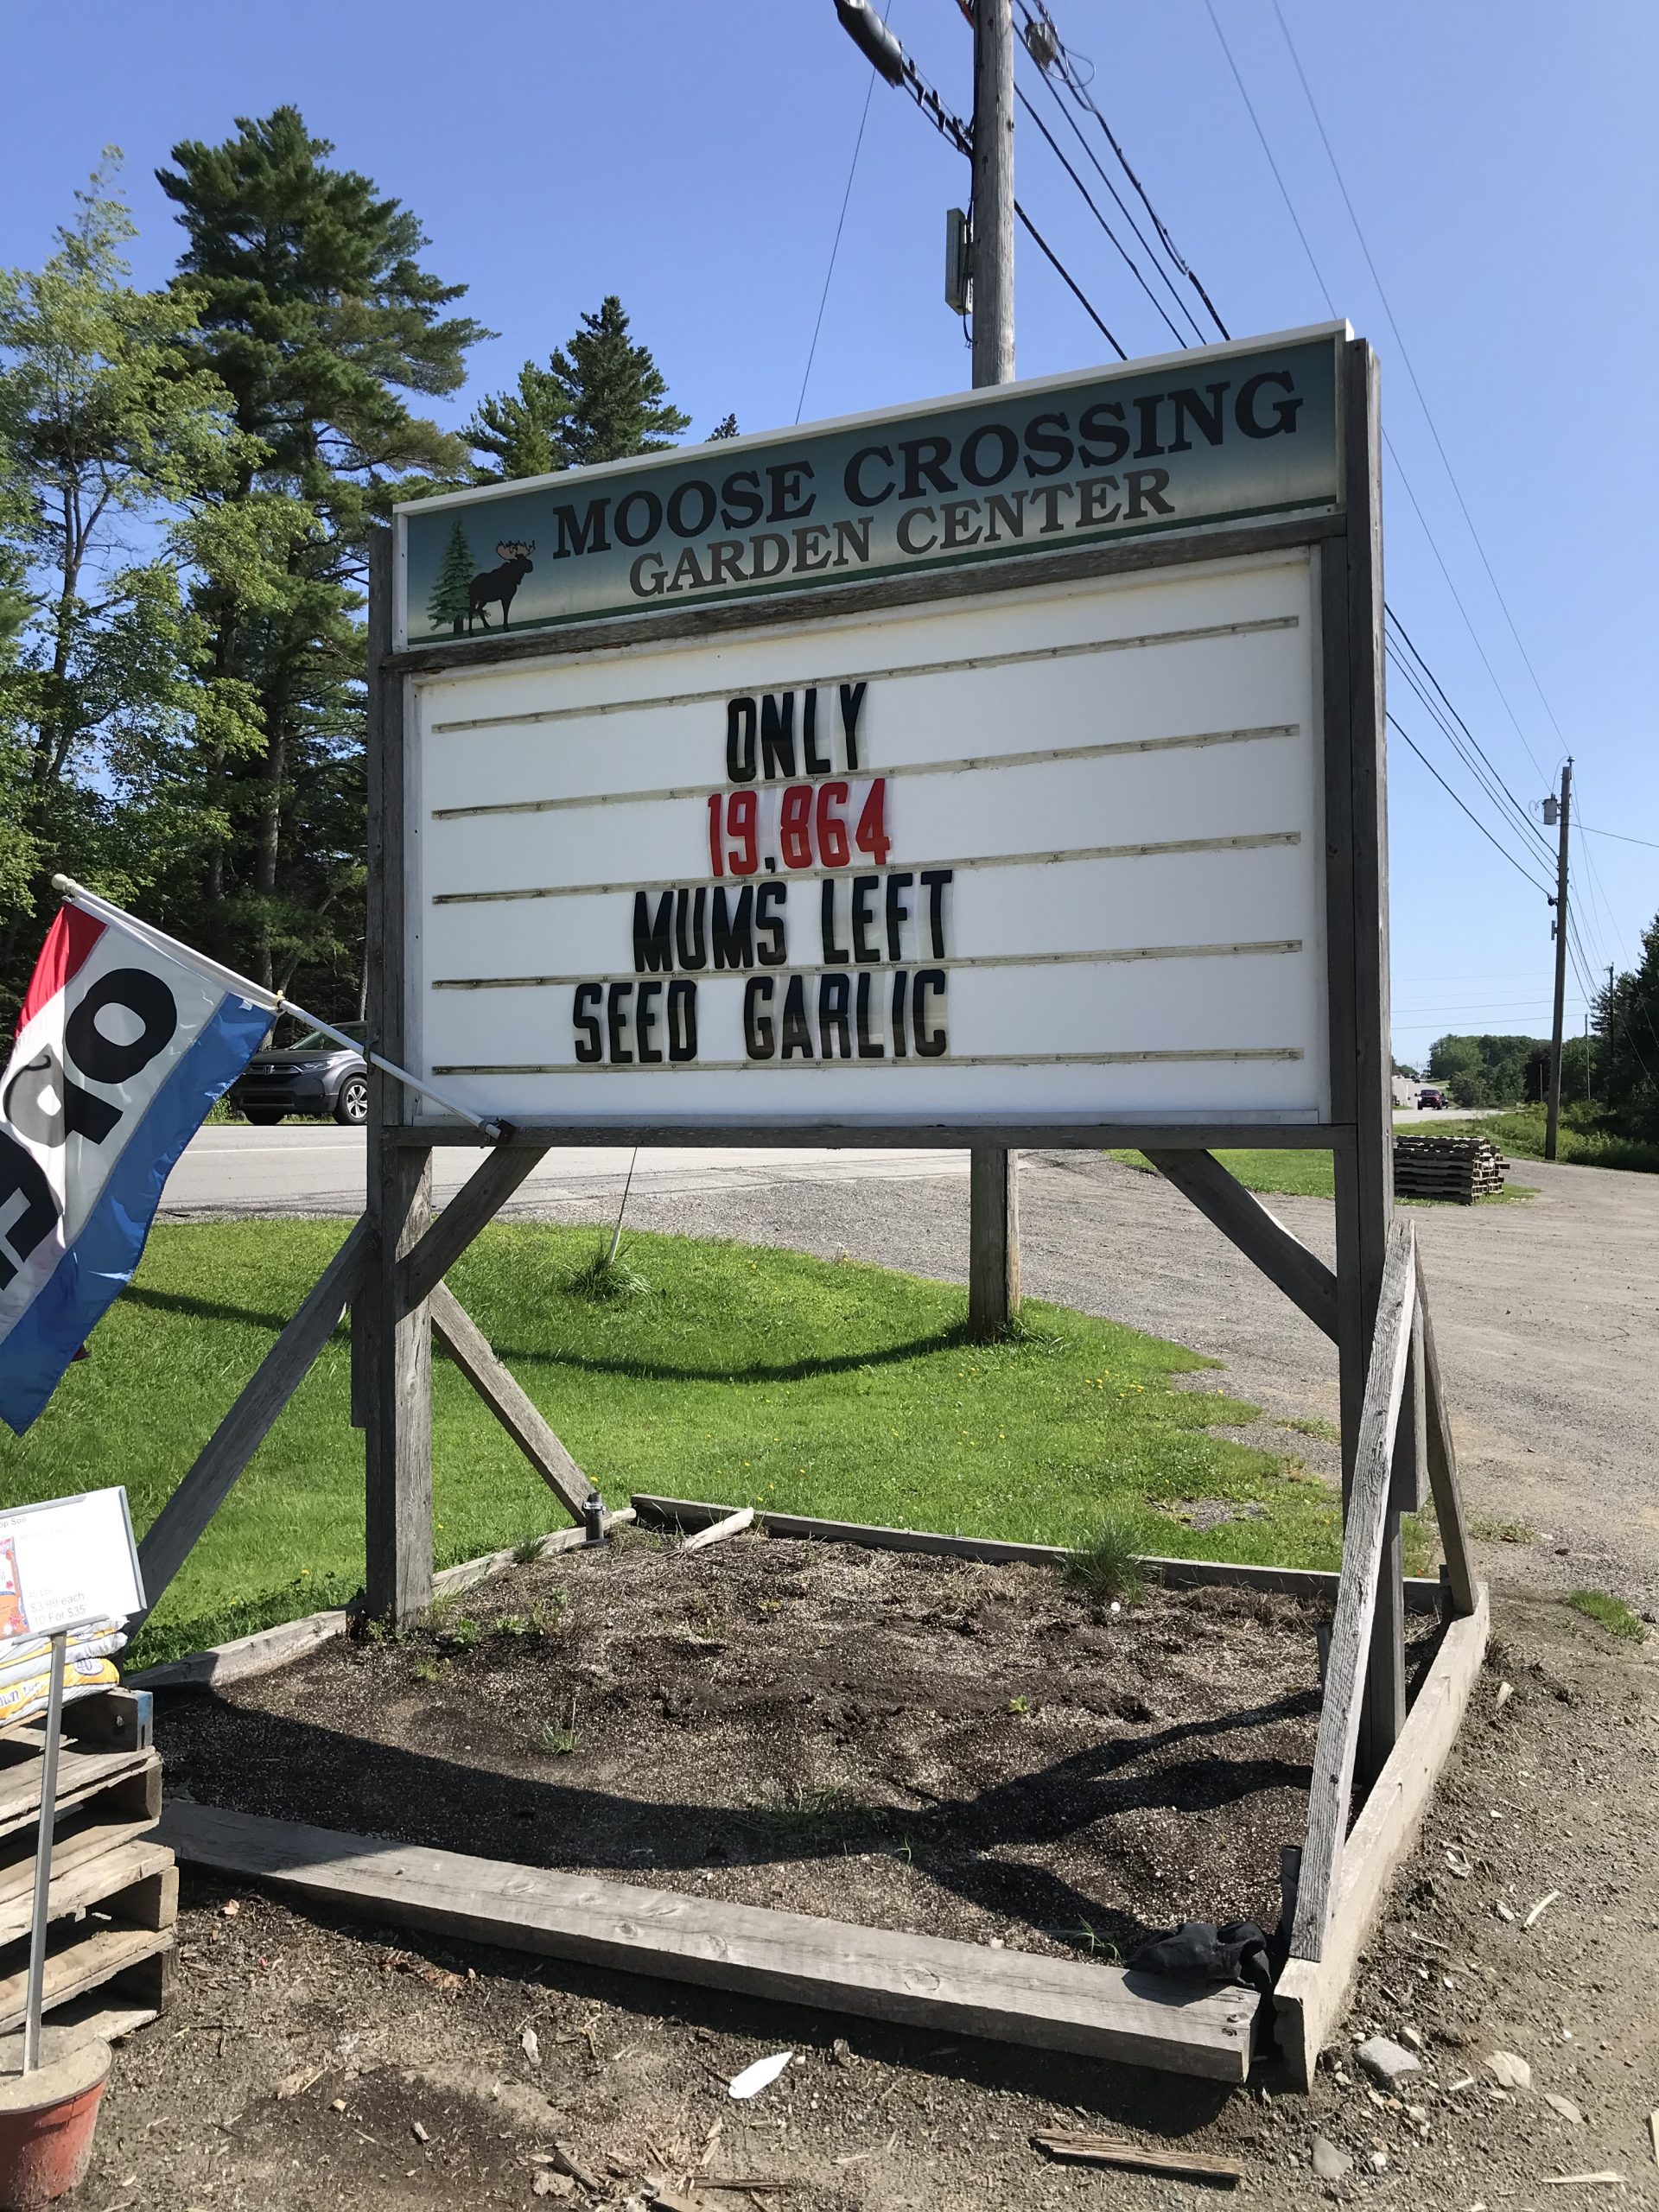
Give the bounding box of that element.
[0,1688,175,2042]
[1393,1133,1508,1205]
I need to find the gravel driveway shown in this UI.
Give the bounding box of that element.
[482,1147,1659,1611]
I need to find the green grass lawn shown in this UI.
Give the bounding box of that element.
[1109,1126,1536,1205]
[0,1221,1360,1668]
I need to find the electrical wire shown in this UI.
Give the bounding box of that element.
[1384,610,1554,862]
[1579,823,1659,852]
[795,34,888,423]
[1010,17,1213,344]
[1387,646,1552,869]
[1389,715,1554,897]
[1200,0,1562,810]
[1018,0,1231,338]
[1013,196,1127,356]
[1268,0,1563,775]
[1013,82,1190,347]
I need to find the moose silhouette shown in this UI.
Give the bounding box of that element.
[468,540,536,630]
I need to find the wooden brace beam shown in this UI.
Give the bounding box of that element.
[1143,1148,1338,1341]
[400,1140,551,1312]
[429,1281,590,1523]
[136,1221,369,1619]
[1415,1245,1477,1617]
[1290,1220,1416,1962]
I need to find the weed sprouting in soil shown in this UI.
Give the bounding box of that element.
[1066,1516,1147,1604]
[410,1653,443,1684]
[1567,1588,1647,1642]
[566,1241,649,1303]
[512,1536,545,1566]
[539,1698,580,1756]
[744,1782,861,1846]
[437,1614,483,1650]
[1285,1416,1340,1444]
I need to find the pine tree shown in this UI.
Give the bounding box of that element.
[156,107,488,996]
[466,296,690,480]
[709,412,740,441]
[428,518,475,636]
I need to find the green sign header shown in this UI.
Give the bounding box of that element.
[397,324,1344,648]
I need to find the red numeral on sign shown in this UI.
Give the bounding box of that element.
[816,782,849,867]
[855,779,891,867]
[779,785,813,868]
[707,791,724,877]
[728,788,758,875]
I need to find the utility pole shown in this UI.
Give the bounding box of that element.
[967,0,1020,1338]
[1544,758,1573,1160]
[832,0,1020,1335]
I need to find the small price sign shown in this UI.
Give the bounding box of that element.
[0,1488,143,1643]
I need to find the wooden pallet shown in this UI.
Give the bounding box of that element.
[1393,1135,1508,1205]
[0,1691,174,2036]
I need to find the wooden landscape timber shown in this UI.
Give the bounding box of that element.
[156,1804,1261,2082]
[630,1495,1446,1611]
[126,1512,637,1693]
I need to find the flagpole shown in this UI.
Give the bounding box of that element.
[50,874,503,1142]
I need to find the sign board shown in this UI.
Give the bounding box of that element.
[392,324,1355,1138]
[0,1487,143,1640]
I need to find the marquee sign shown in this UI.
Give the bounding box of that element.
[399,328,1341,645]
[391,323,1358,1137]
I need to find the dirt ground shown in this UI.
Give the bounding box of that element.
[157,1534,1398,1957]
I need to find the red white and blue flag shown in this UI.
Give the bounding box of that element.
[0,903,269,1433]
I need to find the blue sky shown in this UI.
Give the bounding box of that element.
[3,0,1654,1067]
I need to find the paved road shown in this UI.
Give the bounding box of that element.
[159,1125,969,1217]
[162,1108,1483,1216]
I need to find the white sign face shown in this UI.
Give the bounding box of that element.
[406,550,1329,1130]
[0,1487,143,1640]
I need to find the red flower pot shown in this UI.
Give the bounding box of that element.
[0,2033,111,2209]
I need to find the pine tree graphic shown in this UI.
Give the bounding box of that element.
[428,518,474,636]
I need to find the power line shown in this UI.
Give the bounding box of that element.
[1389,715,1554,897]
[1013,195,1126,356]
[1010,19,1211,343]
[797,24,893,423]
[1018,1,1231,340]
[1580,823,1659,852]
[1268,0,1564,775]
[1386,638,1551,868]
[1013,81,1190,347]
[1200,0,1561,807]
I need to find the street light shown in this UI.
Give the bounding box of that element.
[834,0,906,86]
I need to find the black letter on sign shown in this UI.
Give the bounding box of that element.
[3,1049,122,1146]
[803,690,831,776]
[573,983,602,1063]
[1236,370,1302,439]
[743,976,775,1059]
[919,868,951,958]
[607,982,634,1065]
[636,979,663,1063]
[760,694,796,779]
[755,880,788,966]
[633,890,673,973]
[913,969,948,1057]
[838,681,867,772]
[779,975,814,1058]
[65,969,178,1086]
[712,886,754,969]
[727,698,758,782]
[667,980,698,1061]
[675,887,708,971]
[818,974,851,1059]
[0,1132,60,1290]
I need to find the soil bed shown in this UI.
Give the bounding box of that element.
[157,1529,1434,1962]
